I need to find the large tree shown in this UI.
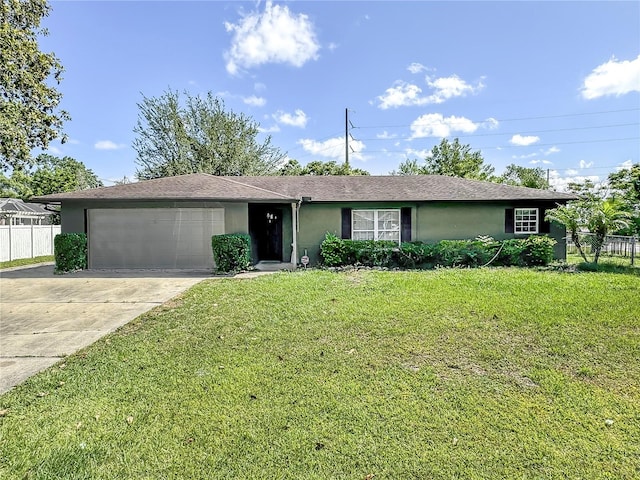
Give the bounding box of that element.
[133,90,286,179]
[607,163,640,235]
[0,154,101,199]
[393,138,494,180]
[496,163,549,189]
[1,0,69,171]
[279,159,369,176]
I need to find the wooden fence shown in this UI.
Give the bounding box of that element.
[0,225,61,262]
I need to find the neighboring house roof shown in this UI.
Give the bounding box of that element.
[32,173,577,203]
[0,198,54,216]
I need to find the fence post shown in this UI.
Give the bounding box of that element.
[30,223,34,258]
[631,236,636,266]
[8,218,12,261]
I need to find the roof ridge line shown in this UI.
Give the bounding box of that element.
[218,176,294,200]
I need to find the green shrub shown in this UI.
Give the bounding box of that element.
[344,239,397,267]
[319,233,556,269]
[54,233,87,273]
[320,232,349,266]
[211,234,251,273]
[432,240,492,267]
[496,239,527,266]
[523,235,557,266]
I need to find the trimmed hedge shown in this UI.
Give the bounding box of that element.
[54,233,87,273]
[211,233,251,273]
[320,232,557,269]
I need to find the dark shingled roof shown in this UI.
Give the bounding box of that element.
[32,173,577,203]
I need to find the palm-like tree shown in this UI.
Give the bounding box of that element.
[587,200,631,264]
[546,203,588,262]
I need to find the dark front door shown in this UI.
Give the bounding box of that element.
[255,207,283,261]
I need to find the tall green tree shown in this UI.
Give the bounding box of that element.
[393,138,494,180]
[30,154,102,196]
[607,163,640,235]
[279,159,369,176]
[133,90,286,179]
[1,0,69,171]
[497,164,549,189]
[0,154,102,199]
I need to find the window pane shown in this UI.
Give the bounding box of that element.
[377,210,400,231]
[377,230,400,242]
[353,231,375,240]
[353,210,374,231]
[515,208,538,233]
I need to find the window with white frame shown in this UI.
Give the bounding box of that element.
[352,209,400,243]
[514,208,538,234]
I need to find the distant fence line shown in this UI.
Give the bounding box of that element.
[566,233,637,265]
[0,225,61,262]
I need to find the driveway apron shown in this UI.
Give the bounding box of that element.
[0,265,210,394]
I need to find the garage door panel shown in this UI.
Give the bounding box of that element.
[89,208,225,269]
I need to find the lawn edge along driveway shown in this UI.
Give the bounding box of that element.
[0,265,212,394]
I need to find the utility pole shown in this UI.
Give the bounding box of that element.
[345,108,349,168]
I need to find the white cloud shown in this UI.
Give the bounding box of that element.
[224,1,320,75]
[377,75,484,109]
[376,130,397,139]
[544,146,560,155]
[409,113,478,139]
[405,148,431,159]
[529,159,553,165]
[424,75,484,104]
[94,140,126,150]
[273,109,308,128]
[549,170,600,192]
[243,95,266,107]
[616,159,633,171]
[510,134,540,146]
[377,82,426,109]
[565,169,579,175]
[254,82,267,92]
[258,124,280,133]
[483,117,500,130]
[581,55,640,99]
[579,159,594,169]
[327,42,338,51]
[297,136,365,161]
[407,62,428,74]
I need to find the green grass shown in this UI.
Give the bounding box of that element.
[565,253,639,275]
[0,255,54,270]
[1,268,639,479]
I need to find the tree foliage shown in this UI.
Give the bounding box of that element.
[133,90,286,179]
[393,138,494,180]
[607,163,640,235]
[1,0,69,171]
[546,194,630,264]
[278,159,369,176]
[496,163,549,189]
[0,154,102,199]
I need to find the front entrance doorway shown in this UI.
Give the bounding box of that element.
[249,205,283,261]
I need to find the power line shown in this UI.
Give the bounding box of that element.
[354,107,640,131]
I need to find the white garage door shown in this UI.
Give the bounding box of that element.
[88,208,225,269]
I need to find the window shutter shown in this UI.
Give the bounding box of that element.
[505,208,514,233]
[341,208,352,239]
[539,207,551,233]
[401,207,412,242]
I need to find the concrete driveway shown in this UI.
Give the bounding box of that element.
[0,265,211,394]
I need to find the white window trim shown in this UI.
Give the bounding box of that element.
[352,209,401,244]
[514,208,538,234]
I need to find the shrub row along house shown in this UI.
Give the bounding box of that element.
[33,173,576,270]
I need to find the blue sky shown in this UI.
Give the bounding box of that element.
[39,1,639,189]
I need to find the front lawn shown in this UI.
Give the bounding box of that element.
[1,268,639,479]
[0,255,54,270]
